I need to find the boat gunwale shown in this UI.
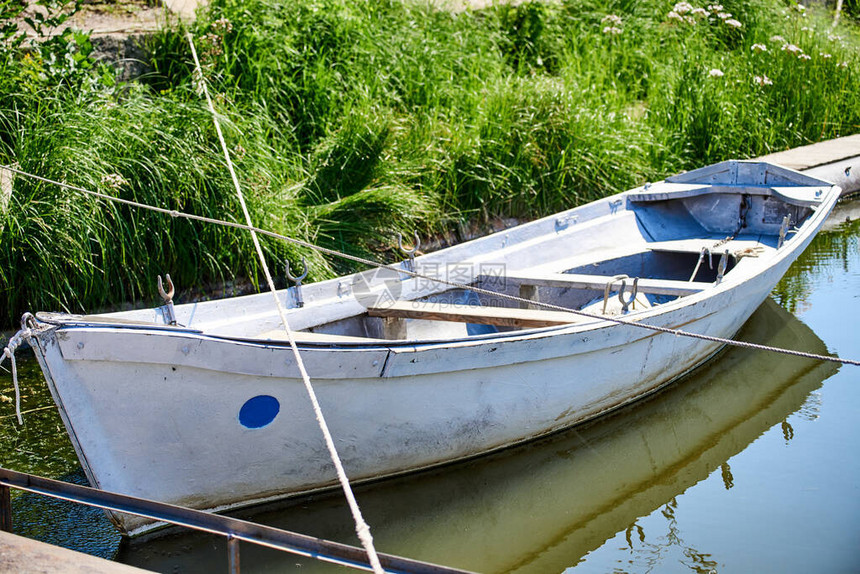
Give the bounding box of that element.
[31,189,837,356]
[26,163,843,360]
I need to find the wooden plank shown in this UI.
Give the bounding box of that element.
[518,284,540,310]
[645,238,771,256]
[479,272,710,297]
[755,134,860,171]
[367,301,586,328]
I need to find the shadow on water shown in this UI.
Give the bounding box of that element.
[9,470,121,560]
[115,299,838,573]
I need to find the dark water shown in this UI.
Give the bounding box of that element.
[2,200,859,573]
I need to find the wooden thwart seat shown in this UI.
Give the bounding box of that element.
[367,301,588,328]
[645,238,771,255]
[478,272,711,297]
[369,269,715,328]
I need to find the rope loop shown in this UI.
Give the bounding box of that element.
[1,321,35,425]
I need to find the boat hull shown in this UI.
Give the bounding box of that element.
[34,265,776,535]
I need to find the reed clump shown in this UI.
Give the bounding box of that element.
[1,0,858,327]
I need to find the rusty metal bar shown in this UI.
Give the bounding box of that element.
[0,484,11,532]
[228,534,241,574]
[0,467,473,574]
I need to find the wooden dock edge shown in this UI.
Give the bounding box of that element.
[755,134,860,196]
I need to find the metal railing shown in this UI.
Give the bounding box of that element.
[0,467,474,574]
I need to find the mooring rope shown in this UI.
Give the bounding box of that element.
[0,327,33,425]
[3,163,859,368]
[182,33,385,573]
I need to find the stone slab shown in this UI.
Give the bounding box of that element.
[0,531,153,573]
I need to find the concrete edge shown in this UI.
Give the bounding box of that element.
[0,531,153,574]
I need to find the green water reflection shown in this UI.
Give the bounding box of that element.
[2,199,859,572]
[0,345,121,558]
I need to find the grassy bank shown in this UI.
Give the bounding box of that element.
[1,0,859,327]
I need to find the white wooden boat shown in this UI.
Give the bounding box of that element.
[24,160,840,535]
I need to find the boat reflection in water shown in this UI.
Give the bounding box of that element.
[118,298,838,574]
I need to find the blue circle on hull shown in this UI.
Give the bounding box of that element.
[239,395,280,428]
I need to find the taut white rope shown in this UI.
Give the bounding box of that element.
[184,33,385,573]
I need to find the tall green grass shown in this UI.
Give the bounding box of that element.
[1,0,858,327]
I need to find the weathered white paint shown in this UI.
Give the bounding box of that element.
[26,161,840,535]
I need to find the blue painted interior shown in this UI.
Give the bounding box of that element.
[452,290,499,336]
[239,395,280,428]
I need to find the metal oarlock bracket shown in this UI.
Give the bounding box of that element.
[689,246,713,282]
[0,484,11,532]
[778,215,797,249]
[599,275,641,314]
[397,232,420,273]
[618,277,639,313]
[157,274,177,325]
[715,250,729,285]
[601,275,632,314]
[285,257,309,308]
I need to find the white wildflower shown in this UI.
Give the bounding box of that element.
[212,17,233,36]
[234,143,246,160]
[668,11,683,21]
[838,61,849,68]
[801,26,813,33]
[751,43,768,53]
[795,4,806,12]
[717,12,732,19]
[602,14,623,26]
[819,52,832,59]
[708,68,724,77]
[101,173,127,190]
[798,53,811,60]
[725,18,742,28]
[753,75,773,86]
[603,26,623,35]
[673,2,694,14]
[692,7,708,17]
[770,35,786,43]
[708,4,724,13]
[781,43,803,54]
